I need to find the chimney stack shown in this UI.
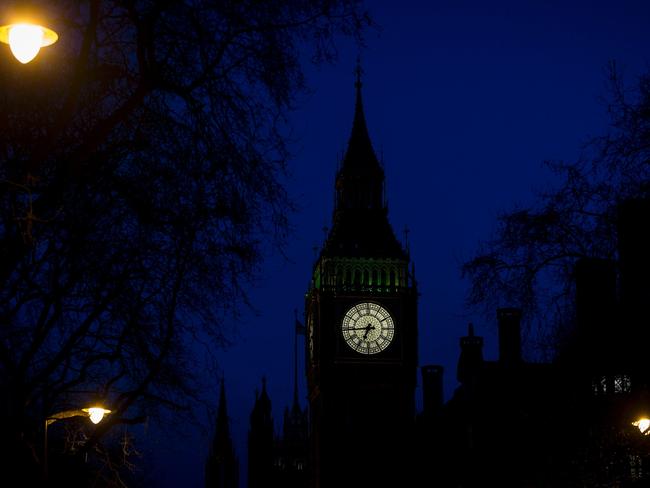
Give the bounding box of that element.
[497,308,522,366]
[618,199,650,317]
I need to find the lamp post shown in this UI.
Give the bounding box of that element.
[44,405,111,479]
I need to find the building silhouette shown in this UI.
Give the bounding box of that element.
[246,371,308,488]
[205,378,239,488]
[233,72,650,488]
[427,198,650,487]
[434,315,558,487]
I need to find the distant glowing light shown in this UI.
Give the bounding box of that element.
[0,23,58,63]
[633,418,650,435]
[83,406,112,425]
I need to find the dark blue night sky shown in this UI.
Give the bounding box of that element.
[151,1,650,485]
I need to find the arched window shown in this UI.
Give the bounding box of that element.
[371,269,378,286]
[363,270,369,286]
[389,269,395,287]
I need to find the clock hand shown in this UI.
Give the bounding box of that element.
[363,323,375,339]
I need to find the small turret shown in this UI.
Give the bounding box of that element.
[457,324,484,385]
[205,377,239,488]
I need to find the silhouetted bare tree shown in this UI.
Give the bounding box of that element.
[462,63,650,353]
[0,0,370,483]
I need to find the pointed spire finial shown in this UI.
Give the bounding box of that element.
[215,373,230,442]
[257,376,271,408]
[468,323,475,337]
[352,56,365,130]
[355,55,364,91]
[343,55,374,169]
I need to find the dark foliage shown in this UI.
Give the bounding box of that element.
[462,63,650,355]
[0,0,369,482]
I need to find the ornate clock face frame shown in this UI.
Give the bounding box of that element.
[341,302,394,355]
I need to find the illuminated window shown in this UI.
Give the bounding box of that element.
[630,454,643,479]
[592,376,608,395]
[592,374,631,395]
[614,375,631,393]
[592,379,599,395]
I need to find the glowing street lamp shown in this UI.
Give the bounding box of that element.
[0,22,58,63]
[44,404,112,477]
[633,417,650,435]
[83,406,112,425]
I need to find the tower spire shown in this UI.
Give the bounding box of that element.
[322,63,408,259]
[346,57,373,166]
[355,55,363,91]
[332,59,387,214]
[206,375,239,488]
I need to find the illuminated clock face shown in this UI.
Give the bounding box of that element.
[342,302,394,355]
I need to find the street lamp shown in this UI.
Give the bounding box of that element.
[44,404,112,478]
[633,417,650,435]
[83,406,112,425]
[0,22,58,63]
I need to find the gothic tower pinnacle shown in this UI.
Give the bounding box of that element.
[205,377,238,488]
[322,65,406,259]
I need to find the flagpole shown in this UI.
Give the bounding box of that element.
[293,309,299,406]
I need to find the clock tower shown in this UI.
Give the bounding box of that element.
[305,69,418,487]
